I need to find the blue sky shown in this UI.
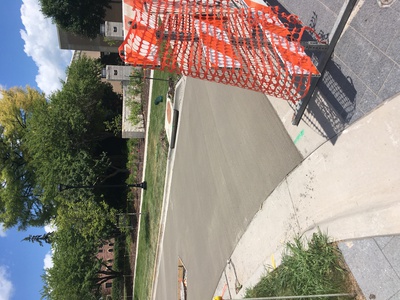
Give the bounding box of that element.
[1,0,72,94]
[0,225,54,300]
[1,1,72,299]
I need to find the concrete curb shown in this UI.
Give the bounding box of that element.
[151,76,187,300]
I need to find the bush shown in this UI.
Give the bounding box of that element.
[126,98,142,125]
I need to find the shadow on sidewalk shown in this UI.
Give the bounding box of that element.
[298,60,357,145]
[286,59,357,145]
[266,0,358,144]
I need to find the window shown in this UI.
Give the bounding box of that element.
[108,248,114,253]
[113,27,118,33]
[105,282,112,288]
[98,249,103,253]
[114,70,118,76]
[108,243,114,247]
[100,24,105,35]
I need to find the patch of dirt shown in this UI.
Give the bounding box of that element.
[166,100,172,124]
[343,264,366,300]
[336,245,366,300]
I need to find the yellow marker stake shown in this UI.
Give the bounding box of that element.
[271,254,276,269]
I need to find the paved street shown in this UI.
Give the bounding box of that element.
[154,78,302,300]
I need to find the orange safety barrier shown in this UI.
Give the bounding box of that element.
[119,0,323,102]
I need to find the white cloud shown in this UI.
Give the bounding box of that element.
[20,0,73,96]
[43,252,53,270]
[43,224,56,270]
[44,223,56,233]
[0,224,6,238]
[0,266,14,300]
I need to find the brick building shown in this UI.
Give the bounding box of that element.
[97,239,115,296]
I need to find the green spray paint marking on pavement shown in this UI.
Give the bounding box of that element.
[294,129,305,145]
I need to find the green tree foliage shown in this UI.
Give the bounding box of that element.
[1,56,124,230]
[1,58,128,299]
[41,217,123,300]
[38,0,111,38]
[25,56,123,205]
[55,197,118,243]
[99,52,124,66]
[22,232,54,247]
[0,86,43,136]
[0,87,55,230]
[41,226,102,300]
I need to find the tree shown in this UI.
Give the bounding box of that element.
[41,226,101,300]
[0,86,43,137]
[55,197,119,244]
[25,56,124,203]
[41,223,124,300]
[1,57,125,230]
[61,55,122,145]
[0,87,55,230]
[99,52,124,67]
[22,232,53,246]
[32,55,122,150]
[94,262,123,286]
[39,0,111,38]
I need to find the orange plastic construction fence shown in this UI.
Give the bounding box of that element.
[119,0,322,102]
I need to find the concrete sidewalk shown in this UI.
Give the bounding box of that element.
[214,93,400,299]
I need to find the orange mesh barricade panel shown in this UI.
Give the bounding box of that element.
[120,0,323,101]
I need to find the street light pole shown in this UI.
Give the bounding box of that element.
[58,181,147,192]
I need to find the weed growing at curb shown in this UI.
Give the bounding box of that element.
[245,231,352,299]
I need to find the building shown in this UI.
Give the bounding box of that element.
[105,65,145,139]
[57,1,123,53]
[71,50,123,94]
[97,239,116,297]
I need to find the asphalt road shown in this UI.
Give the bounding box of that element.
[154,78,302,300]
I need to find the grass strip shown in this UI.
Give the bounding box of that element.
[133,70,171,300]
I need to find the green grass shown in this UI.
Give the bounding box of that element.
[245,231,352,299]
[133,70,172,300]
